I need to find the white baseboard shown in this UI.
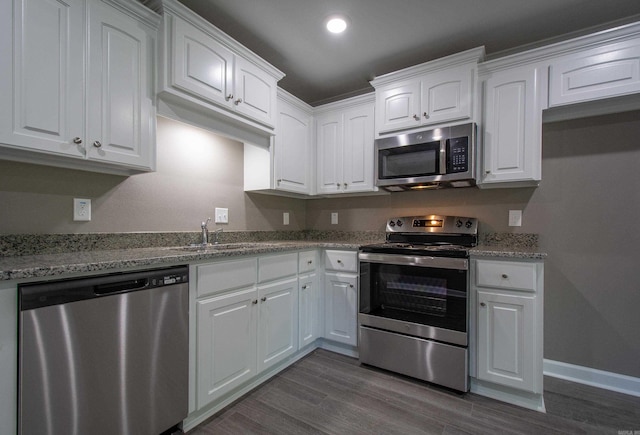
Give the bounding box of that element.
[543,359,640,398]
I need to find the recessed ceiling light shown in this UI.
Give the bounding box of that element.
[326,16,348,34]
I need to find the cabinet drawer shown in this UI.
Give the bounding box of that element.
[298,250,318,273]
[196,258,257,297]
[475,259,538,292]
[258,252,298,283]
[324,250,358,273]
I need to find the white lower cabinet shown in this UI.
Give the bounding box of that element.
[257,276,298,372]
[196,286,258,408]
[472,258,544,396]
[323,250,358,347]
[298,250,319,348]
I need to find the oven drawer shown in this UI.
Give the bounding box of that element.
[324,250,358,272]
[475,259,537,292]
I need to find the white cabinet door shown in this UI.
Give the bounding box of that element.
[298,272,318,348]
[171,15,234,108]
[257,277,298,372]
[196,287,257,409]
[316,112,343,195]
[549,40,640,107]
[480,65,542,186]
[234,57,277,127]
[375,79,421,134]
[87,0,154,169]
[421,65,472,125]
[342,104,375,193]
[477,290,539,393]
[0,0,84,157]
[324,272,358,346]
[274,97,312,194]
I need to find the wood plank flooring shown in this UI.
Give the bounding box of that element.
[187,349,640,434]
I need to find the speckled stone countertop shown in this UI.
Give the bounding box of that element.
[0,231,546,281]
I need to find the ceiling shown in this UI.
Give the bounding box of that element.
[178,0,640,106]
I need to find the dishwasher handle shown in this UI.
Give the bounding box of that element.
[94,278,149,295]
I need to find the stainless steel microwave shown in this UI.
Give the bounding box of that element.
[375,123,476,191]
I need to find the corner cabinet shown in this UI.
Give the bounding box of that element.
[479,63,546,187]
[316,95,376,195]
[0,0,159,174]
[370,47,484,136]
[156,0,284,134]
[471,257,544,409]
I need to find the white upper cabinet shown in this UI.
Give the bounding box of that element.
[273,91,314,194]
[371,47,484,136]
[157,0,284,133]
[0,0,158,174]
[549,37,640,107]
[316,95,375,195]
[479,63,545,187]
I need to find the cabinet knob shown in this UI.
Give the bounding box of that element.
[336,183,340,188]
[337,259,343,264]
[234,98,243,105]
[349,284,354,288]
[93,141,102,148]
[226,94,233,101]
[413,114,420,121]
[485,170,491,174]
[343,183,348,188]
[307,260,313,265]
[261,297,267,302]
[480,302,486,307]
[301,285,307,289]
[73,137,82,144]
[252,299,258,305]
[423,112,430,119]
[501,274,508,279]
[277,179,282,184]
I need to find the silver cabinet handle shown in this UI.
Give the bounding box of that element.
[480,302,486,307]
[73,137,82,144]
[413,114,420,121]
[349,284,354,288]
[261,297,267,302]
[234,98,243,105]
[336,183,340,188]
[93,141,102,148]
[501,274,508,279]
[485,170,491,174]
[301,285,307,290]
[423,112,430,119]
[252,299,258,305]
[343,183,347,188]
[307,260,313,265]
[226,94,233,101]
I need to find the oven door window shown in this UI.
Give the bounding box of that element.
[378,141,441,179]
[363,263,467,333]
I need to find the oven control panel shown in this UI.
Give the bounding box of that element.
[387,215,477,234]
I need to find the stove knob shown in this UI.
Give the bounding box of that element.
[389,220,396,227]
[456,219,463,228]
[465,220,473,228]
[396,220,403,227]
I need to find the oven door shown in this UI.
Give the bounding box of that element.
[358,252,468,346]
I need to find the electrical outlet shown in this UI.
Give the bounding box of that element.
[215,208,228,224]
[283,212,290,225]
[73,198,91,221]
[331,212,338,225]
[508,210,522,227]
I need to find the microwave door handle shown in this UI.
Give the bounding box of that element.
[439,140,447,175]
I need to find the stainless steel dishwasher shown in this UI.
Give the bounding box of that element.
[18,265,189,435]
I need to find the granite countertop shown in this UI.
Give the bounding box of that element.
[0,231,547,282]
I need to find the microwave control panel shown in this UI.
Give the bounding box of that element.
[447,137,469,173]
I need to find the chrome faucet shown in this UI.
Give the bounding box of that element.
[213,228,223,245]
[201,218,211,246]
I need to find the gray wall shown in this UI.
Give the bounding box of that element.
[1,112,639,379]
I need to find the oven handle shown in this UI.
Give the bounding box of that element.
[358,252,468,270]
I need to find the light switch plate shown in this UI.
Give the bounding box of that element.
[508,210,522,227]
[73,198,91,221]
[215,207,229,224]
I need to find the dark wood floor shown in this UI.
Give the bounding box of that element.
[188,349,640,434]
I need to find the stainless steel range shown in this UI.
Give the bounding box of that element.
[358,215,478,392]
